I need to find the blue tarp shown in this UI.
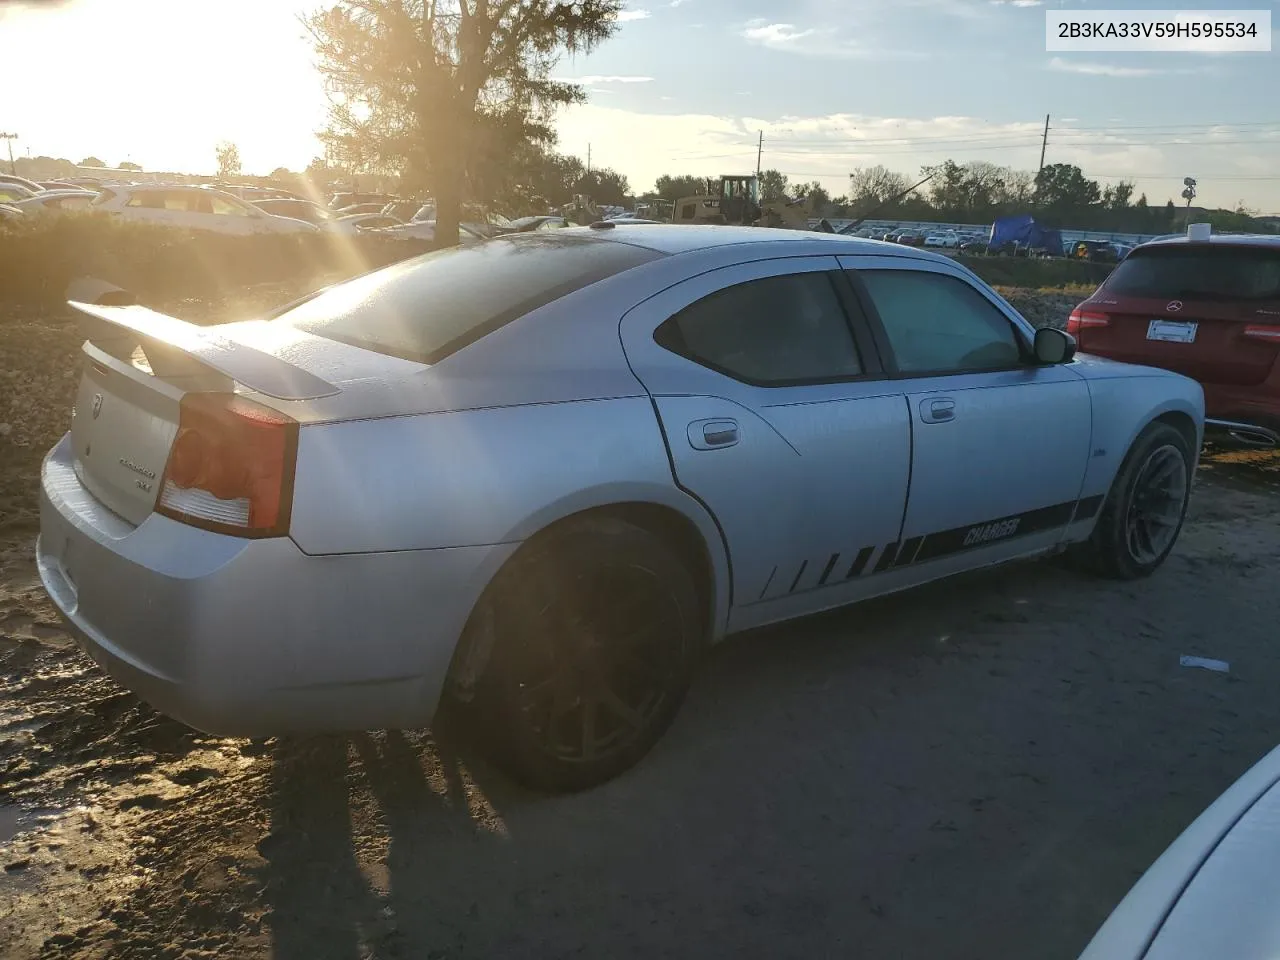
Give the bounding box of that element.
[989,215,1062,252]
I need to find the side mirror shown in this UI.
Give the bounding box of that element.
[1034,327,1077,365]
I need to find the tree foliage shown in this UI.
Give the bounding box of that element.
[651,173,708,202]
[78,156,104,168]
[305,0,623,246]
[118,161,143,172]
[759,168,789,203]
[215,141,242,178]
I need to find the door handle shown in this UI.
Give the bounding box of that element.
[688,419,740,450]
[920,398,956,423]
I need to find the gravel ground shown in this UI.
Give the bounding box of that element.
[2,292,1279,960]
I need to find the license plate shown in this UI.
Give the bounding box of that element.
[1147,320,1198,343]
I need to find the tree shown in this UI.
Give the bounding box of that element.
[117,161,143,171]
[78,156,104,168]
[1106,180,1134,210]
[576,166,630,206]
[215,141,242,178]
[847,165,911,207]
[306,0,623,248]
[759,168,790,202]
[1033,163,1100,211]
[653,173,709,201]
[269,166,294,180]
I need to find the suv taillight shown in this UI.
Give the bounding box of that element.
[1242,324,1280,342]
[1067,307,1110,336]
[157,393,298,538]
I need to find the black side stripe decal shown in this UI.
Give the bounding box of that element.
[817,553,840,586]
[754,495,1106,606]
[895,536,924,568]
[788,560,808,593]
[845,546,874,579]
[873,542,900,573]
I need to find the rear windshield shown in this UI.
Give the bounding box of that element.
[1105,245,1280,302]
[275,233,662,363]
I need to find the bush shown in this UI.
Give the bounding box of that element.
[0,214,433,310]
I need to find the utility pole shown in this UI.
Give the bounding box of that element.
[587,143,591,175]
[1037,114,1049,178]
[756,130,763,177]
[0,132,17,175]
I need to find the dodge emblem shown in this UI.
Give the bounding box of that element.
[91,393,104,419]
[1166,300,1184,313]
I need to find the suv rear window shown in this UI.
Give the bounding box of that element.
[275,233,663,363]
[1105,245,1280,301]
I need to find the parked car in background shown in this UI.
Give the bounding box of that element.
[41,227,1202,793]
[251,198,332,225]
[0,182,38,204]
[924,231,960,249]
[324,213,406,236]
[897,233,926,247]
[958,237,989,255]
[0,173,44,193]
[1079,744,1280,960]
[0,202,22,221]
[382,200,426,222]
[1072,240,1120,264]
[1112,242,1135,262]
[1068,232,1280,447]
[370,220,487,244]
[332,202,388,217]
[501,215,570,233]
[328,192,396,211]
[93,185,320,235]
[37,181,94,193]
[10,191,97,215]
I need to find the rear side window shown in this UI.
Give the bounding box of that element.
[276,234,662,363]
[1105,246,1280,301]
[654,273,863,384]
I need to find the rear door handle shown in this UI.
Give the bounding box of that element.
[688,419,740,450]
[920,398,956,423]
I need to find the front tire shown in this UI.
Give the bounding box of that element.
[466,516,704,792]
[1072,421,1193,580]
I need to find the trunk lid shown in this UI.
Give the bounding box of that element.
[65,302,361,525]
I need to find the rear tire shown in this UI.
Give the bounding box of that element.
[1070,421,1193,580]
[466,516,703,792]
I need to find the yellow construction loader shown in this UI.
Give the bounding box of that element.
[671,175,818,229]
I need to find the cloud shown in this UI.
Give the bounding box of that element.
[990,0,1043,6]
[669,0,690,5]
[557,75,654,83]
[617,8,651,21]
[739,18,925,59]
[1047,57,1159,77]
[741,20,816,48]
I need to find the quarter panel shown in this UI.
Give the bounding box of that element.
[291,398,680,553]
[1075,371,1205,504]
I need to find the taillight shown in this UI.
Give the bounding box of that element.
[1243,324,1280,342]
[1067,307,1111,336]
[157,393,298,538]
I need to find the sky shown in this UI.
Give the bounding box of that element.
[1,0,1278,211]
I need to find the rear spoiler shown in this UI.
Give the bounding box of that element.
[68,300,340,401]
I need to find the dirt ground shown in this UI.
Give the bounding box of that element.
[3,296,1280,960]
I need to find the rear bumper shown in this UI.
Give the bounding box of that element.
[37,434,516,737]
[1201,383,1280,446]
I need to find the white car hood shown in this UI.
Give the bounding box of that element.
[1143,775,1280,960]
[1079,745,1280,960]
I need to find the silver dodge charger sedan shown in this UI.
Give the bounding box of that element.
[38,225,1204,791]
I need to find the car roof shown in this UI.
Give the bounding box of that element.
[566,223,955,262]
[1140,233,1280,250]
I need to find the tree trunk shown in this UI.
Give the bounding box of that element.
[434,170,462,249]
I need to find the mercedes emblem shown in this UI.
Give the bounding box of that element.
[1166,301,1184,313]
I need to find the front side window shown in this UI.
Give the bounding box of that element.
[654,272,864,384]
[859,270,1023,374]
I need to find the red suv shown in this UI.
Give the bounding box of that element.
[1068,235,1280,447]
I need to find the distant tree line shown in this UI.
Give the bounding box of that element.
[645,161,1277,234]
